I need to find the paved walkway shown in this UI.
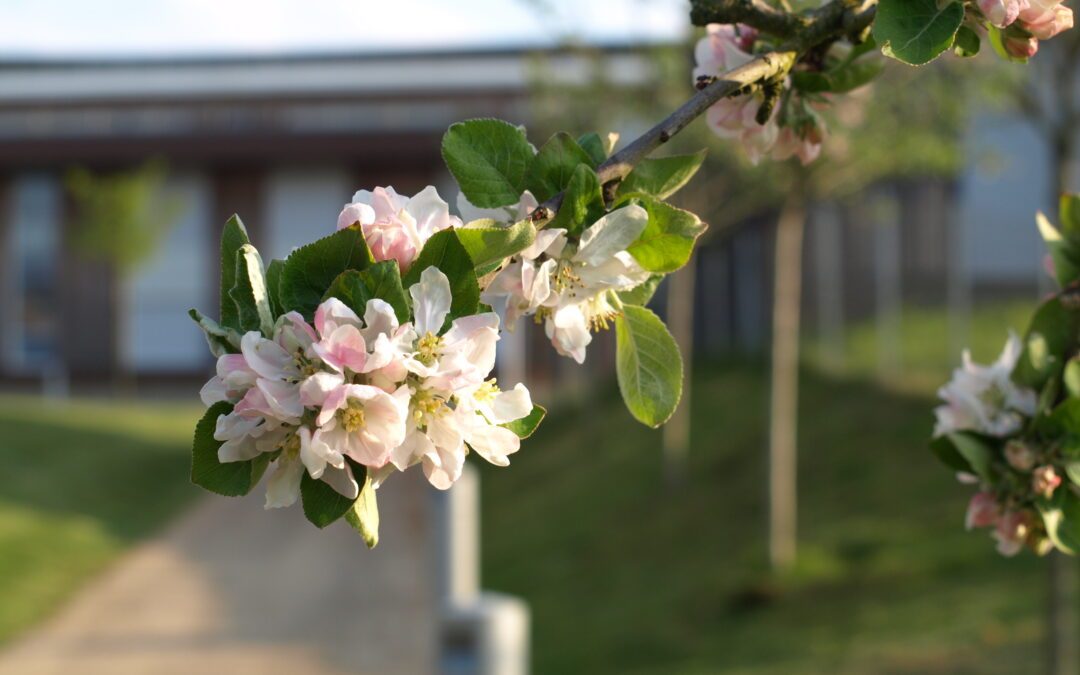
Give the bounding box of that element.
[0,471,438,675]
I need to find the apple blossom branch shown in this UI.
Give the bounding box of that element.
[532,0,878,224]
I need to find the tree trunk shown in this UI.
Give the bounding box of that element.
[110,268,135,396]
[768,187,807,571]
[663,257,697,488]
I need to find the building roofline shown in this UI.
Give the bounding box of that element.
[0,40,673,71]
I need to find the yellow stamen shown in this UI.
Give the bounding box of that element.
[474,378,499,403]
[340,400,367,433]
[283,433,302,460]
[412,388,447,422]
[416,332,442,366]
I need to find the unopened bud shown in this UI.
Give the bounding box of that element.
[1005,440,1037,471]
[1022,4,1073,40]
[1003,32,1040,58]
[1032,465,1062,498]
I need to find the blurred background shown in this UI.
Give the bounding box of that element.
[0,1,1078,673]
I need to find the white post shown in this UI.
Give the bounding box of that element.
[439,465,480,606]
[437,465,531,675]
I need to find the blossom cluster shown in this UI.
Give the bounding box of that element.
[200,186,534,511]
[977,0,1073,57]
[933,333,1055,555]
[479,203,653,364]
[693,24,826,166]
[937,328,1080,557]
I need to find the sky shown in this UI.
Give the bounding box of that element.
[0,0,689,58]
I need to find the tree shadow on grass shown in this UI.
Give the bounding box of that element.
[478,359,1048,675]
[0,412,198,544]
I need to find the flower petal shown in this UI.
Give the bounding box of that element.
[321,464,360,499]
[487,383,533,424]
[575,205,649,267]
[410,266,452,336]
[264,456,304,509]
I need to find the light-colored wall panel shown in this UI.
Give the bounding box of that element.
[263,167,352,262]
[126,172,211,371]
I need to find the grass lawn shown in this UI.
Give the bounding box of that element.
[0,397,202,644]
[480,299,1073,674]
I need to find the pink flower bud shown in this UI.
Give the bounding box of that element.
[1043,253,1057,280]
[1023,4,1073,39]
[992,510,1032,556]
[966,491,1002,530]
[1005,440,1037,471]
[1032,465,1062,498]
[733,25,759,52]
[979,0,1025,27]
[337,202,375,231]
[1019,0,1064,24]
[1003,33,1040,58]
[772,124,824,166]
[363,218,419,272]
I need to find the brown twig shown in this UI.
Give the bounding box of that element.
[535,0,878,224]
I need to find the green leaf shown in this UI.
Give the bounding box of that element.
[525,132,596,202]
[942,432,996,482]
[359,261,410,324]
[441,118,535,208]
[1013,297,1080,389]
[300,471,357,529]
[953,25,981,57]
[577,132,607,166]
[794,60,884,94]
[456,218,537,267]
[322,269,372,318]
[549,164,606,236]
[617,150,706,200]
[219,215,251,331]
[873,0,965,66]
[191,402,270,497]
[502,404,546,439]
[265,258,285,318]
[1060,194,1080,238]
[615,305,683,427]
[188,308,241,357]
[229,243,275,336]
[279,226,374,320]
[1065,358,1080,399]
[617,275,664,307]
[322,262,410,325]
[1065,462,1080,487]
[403,229,480,326]
[1037,212,1080,287]
[625,196,707,273]
[1038,489,1080,555]
[345,471,380,548]
[1039,398,1080,437]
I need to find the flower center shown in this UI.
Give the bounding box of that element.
[282,432,302,460]
[293,348,321,380]
[979,383,1007,411]
[411,387,447,423]
[552,260,582,294]
[340,400,367,433]
[416,332,442,366]
[474,378,499,403]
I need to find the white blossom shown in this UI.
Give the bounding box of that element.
[934,332,1037,438]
